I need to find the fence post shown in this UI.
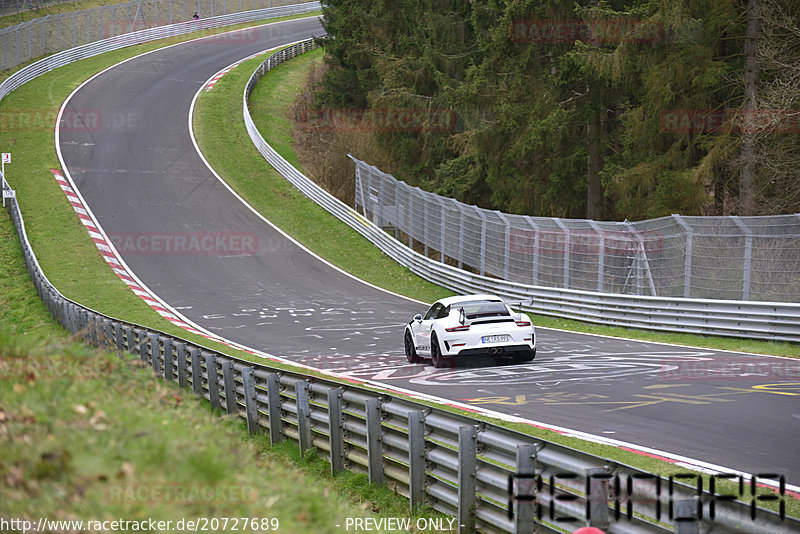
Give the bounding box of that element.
[458,425,477,533]
[673,214,694,298]
[242,367,259,436]
[327,388,344,474]
[478,209,487,276]
[589,220,606,293]
[408,410,426,511]
[511,444,537,533]
[732,216,753,300]
[267,373,282,444]
[296,379,311,455]
[190,348,202,395]
[674,498,700,534]
[555,218,571,289]
[222,359,237,414]
[365,398,383,485]
[456,199,464,269]
[497,211,511,281]
[205,352,220,410]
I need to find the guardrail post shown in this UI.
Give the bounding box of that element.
[242,367,259,436]
[327,387,344,474]
[511,444,537,532]
[586,467,610,531]
[114,322,124,353]
[86,312,98,347]
[408,410,426,511]
[190,348,202,395]
[162,338,173,381]
[222,359,237,415]
[176,343,187,387]
[365,398,383,485]
[296,379,311,455]
[123,326,133,353]
[150,333,160,376]
[137,330,148,363]
[205,353,220,411]
[458,425,477,533]
[80,309,88,339]
[674,498,700,534]
[102,319,112,349]
[267,373,282,444]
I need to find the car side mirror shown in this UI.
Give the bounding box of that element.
[413,314,422,323]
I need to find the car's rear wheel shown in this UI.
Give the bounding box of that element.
[405,331,422,363]
[513,348,536,363]
[430,333,452,368]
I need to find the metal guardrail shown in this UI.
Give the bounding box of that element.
[0,17,797,534]
[3,165,799,533]
[0,1,320,86]
[0,0,314,70]
[242,45,800,344]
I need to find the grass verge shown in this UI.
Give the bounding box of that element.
[1,195,448,532]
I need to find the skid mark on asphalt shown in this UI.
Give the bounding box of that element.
[461,386,766,412]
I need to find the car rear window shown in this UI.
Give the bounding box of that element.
[457,301,509,319]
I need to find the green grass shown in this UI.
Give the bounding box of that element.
[1,190,449,533]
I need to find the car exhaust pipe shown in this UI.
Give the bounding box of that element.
[487,347,503,355]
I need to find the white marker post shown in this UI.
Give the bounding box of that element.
[1,153,14,207]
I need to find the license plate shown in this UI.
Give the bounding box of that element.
[482,335,510,344]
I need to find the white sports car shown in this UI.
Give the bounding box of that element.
[404,294,536,368]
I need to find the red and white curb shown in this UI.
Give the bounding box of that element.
[49,168,248,350]
[204,40,306,91]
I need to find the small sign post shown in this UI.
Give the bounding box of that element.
[1,152,12,207]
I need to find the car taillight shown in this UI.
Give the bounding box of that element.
[446,325,470,332]
[515,321,531,327]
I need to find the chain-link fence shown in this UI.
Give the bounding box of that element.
[352,156,800,303]
[0,0,305,70]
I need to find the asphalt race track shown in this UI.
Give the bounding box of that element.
[57,17,800,485]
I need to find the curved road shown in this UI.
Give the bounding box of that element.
[57,16,800,485]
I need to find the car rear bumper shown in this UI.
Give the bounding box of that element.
[450,344,536,358]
